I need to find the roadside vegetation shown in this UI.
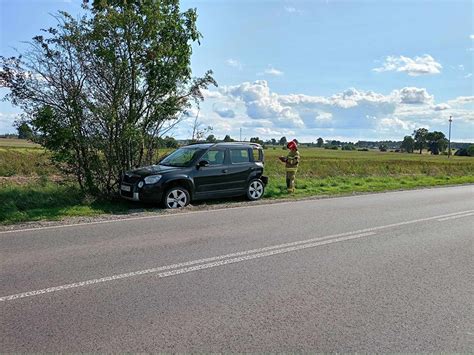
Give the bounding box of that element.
[264,147,473,198]
[0,0,472,225]
[1,141,473,225]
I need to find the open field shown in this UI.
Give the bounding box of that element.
[0,147,56,176]
[1,144,473,224]
[0,138,41,148]
[263,147,474,198]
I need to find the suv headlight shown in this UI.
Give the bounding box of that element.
[144,175,162,185]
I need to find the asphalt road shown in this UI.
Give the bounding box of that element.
[1,185,473,352]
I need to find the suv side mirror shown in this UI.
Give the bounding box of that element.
[197,160,209,168]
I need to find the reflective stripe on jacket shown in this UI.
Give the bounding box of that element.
[285,150,300,171]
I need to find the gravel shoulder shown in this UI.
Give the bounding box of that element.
[1,183,473,233]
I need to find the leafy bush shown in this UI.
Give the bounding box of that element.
[455,146,474,157]
[1,1,215,196]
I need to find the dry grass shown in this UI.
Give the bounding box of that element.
[0,147,57,176]
[0,138,40,148]
[0,144,473,224]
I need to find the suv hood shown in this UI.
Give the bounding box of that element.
[128,164,181,177]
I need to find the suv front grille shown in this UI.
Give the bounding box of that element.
[122,174,141,184]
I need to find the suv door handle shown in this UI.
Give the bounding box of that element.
[222,169,228,173]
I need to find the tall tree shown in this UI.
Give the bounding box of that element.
[0,0,216,195]
[223,134,234,142]
[316,137,324,147]
[413,128,428,154]
[279,136,287,146]
[250,137,264,145]
[205,134,216,143]
[426,131,448,155]
[16,122,33,140]
[400,135,415,153]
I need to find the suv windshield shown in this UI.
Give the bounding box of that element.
[159,147,205,167]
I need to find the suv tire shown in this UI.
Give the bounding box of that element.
[246,179,265,201]
[162,186,190,209]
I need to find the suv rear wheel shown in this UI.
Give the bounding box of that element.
[247,179,265,201]
[163,187,190,209]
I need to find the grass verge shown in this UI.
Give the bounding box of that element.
[1,176,473,225]
[264,175,474,198]
[0,181,147,225]
[1,146,473,225]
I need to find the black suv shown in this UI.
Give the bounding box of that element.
[120,142,268,208]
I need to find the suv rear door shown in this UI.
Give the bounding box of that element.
[225,147,253,191]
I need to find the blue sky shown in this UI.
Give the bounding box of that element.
[1,0,473,142]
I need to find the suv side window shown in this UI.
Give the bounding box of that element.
[230,148,250,164]
[252,147,263,162]
[201,149,225,165]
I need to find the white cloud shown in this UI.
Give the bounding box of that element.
[396,87,434,104]
[447,96,474,106]
[183,106,200,118]
[223,80,303,127]
[0,112,19,133]
[284,6,302,14]
[202,89,224,100]
[464,73,472,79]
[373,55,442,76]
[186,82,473,141]
[433,103,450,111]
[470,34,474,40]
[315,112,333,121]
[259,66,284,76]
[378,117,416,132]
[225,58,242,70]
[255,127,290,136]
[213,106,236,118]
[280,88,393,109]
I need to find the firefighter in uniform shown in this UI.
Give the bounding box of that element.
[279,139,300,193]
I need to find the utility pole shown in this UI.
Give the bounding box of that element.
[448,116,452,158]
[240,128,242,142]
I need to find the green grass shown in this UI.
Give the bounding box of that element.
[0,145,473,225]
[0,180,148,225]
[264,175,474,199]
[0,147,57,176]
[261,147,474,198]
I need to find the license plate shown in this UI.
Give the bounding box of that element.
[121,185,131,192]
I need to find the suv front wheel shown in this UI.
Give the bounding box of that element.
[163,186,190,209]
[247,179,265,201]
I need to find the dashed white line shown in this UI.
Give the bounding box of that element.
[1,209,473,302]
[0,232,375,302]
[437,212,474,222]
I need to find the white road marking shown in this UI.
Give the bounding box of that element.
[1,209,473,302]
[437,212,474,222]
[0,232,375,302]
